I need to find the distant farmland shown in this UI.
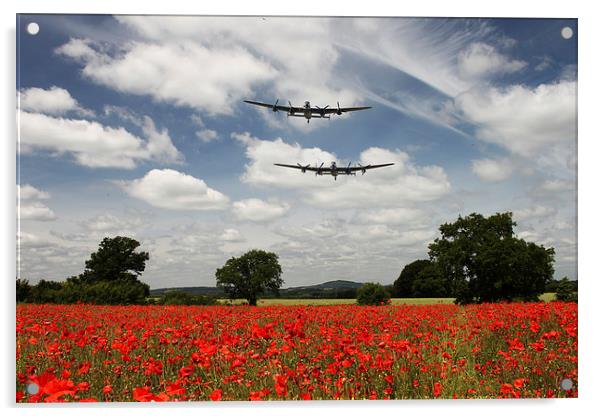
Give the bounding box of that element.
[218,294,556,306]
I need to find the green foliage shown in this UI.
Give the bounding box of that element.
[393,259,431,297]
[18,236,151,305]
[555,277,578,302]
[20,279,149,305]
[28,279,64,303]
[79,236,149,284]
[216,249,283,306]
[546,278,577,293]
[356,282,391,305]
[61,279,150,305]
[411,263,449,298]
[428,212,555,304]
[158,290,216,305]
[16,278,32,303]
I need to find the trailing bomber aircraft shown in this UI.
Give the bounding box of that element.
[274,161,394,180]
[243,99,371,123]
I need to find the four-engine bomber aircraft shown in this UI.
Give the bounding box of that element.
[243,99,371,123]
[274,161,394,180]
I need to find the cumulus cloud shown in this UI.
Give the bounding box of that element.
[57,38,277,115]
[231,198,290,222]
[471,158,513,182]
[513,205,556,222]
[118,169,229,211]
[191,115,219,142]
[454,81,577,157]
[234,132,451,208]
[81,213,144,233]
[18,184,56,221]
[18,86,92,116]
[539,178,574,193]
[19,184,49,200]
[219,228,245,242]
[457,42,527,80]
[352,207,429,226]
[19,111,182,169]
[17,231,54,248]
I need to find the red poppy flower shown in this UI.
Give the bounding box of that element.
[209,389,222,401]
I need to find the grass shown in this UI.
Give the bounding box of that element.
[218,293,557,306]
[149,293,558,306]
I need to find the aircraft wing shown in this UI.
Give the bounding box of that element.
[323,106,372,114]
[341,163,395,172]
[243,100,302,113]
[274,163,322,172]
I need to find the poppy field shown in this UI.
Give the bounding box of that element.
[16,302,577,402]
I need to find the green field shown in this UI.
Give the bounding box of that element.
[217,293,557,306]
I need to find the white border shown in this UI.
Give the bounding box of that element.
[3,1,600,416]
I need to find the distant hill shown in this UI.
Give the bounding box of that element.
[149,286,224,296]
[150,280,365,299]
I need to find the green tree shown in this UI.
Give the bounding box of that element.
[216,249,283,306]
[393,259,431,297]
[16,278,32,302]
[411,262,449,298]
[555,277,578,302]
[428,212,555,304]
[79,236,149,283]
[356,282,391,305]
[158,291,216,306]
[29,279,64,303]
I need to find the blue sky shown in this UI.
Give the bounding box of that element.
[16,15,577,288]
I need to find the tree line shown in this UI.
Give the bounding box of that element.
[17,211,577,306]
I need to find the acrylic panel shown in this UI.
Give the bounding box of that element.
[16,15,577,403]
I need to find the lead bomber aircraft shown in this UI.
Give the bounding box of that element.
[274,161,394,180]
[243,99,371,123]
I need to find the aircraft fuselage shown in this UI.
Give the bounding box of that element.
[314,162,354,180]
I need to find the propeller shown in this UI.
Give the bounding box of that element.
[314,105,329,117]
[272,99,279,112]
[336,101,342,115]
[357,163,371,175]
[297,163,310,173]
[315,162,324,175]
[345,161,352,174]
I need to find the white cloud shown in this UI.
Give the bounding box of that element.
[540,178,574,193]
[118,169,229,211]
[513,205,556,222]
[219,228,244,242]
[17,232,54,248]
[471,158,513,182]
[197,129,218,142]
[17,184,56,221]
[81,213,143,233]
[454,81,577,158]
[115,16,361,107]
[457,43,527,80]
[350,225,436,247]
[19,111,182,169]
[234,132,451,209]
[18,86,91,116]
[231,198,290,222]
[191,115,219,142]
[19,184,49,200]
[140,116,183,164]
[20,203,56,221]
[57,38,277,115]
[353,207,429,226]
